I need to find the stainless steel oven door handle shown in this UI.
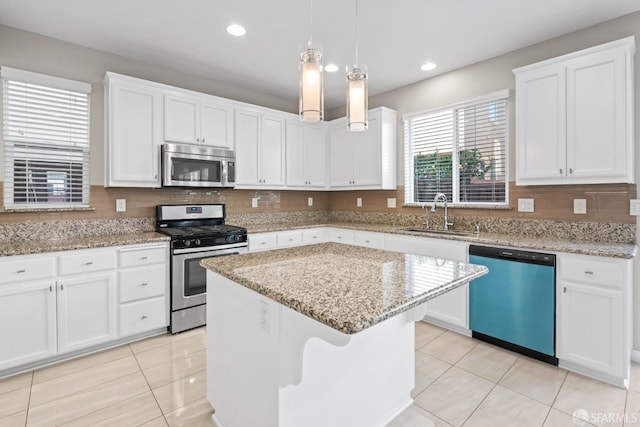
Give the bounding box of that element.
[173,243,248,255]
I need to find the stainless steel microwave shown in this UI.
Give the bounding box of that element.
[162,143,236,188]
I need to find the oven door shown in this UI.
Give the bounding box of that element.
[172,246,247,311]
[163,151,223,187]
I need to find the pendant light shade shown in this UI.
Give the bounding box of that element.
[347,66,368,131]
[299,47,324,122]
[347,0,368,131]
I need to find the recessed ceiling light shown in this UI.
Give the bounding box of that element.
[226,24,246,37]
[325,64,339,73]
[421,62,437,71]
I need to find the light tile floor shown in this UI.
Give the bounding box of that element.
[1,322,639,426]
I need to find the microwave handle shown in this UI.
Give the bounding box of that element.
[221,159,228,185]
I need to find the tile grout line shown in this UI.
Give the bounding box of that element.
[130,343,170,426]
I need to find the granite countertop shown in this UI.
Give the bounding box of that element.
[243,222,638,259]
[0,232,170,256]
[201,242,488,334]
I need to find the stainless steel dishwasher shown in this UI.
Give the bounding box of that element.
[468,245,558,365]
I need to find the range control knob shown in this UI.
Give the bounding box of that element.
[183,239,191,247]
[195,239,201,246]
[225,235,234,242]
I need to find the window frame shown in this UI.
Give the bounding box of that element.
[403,89,510,208]
[1,66,92,210]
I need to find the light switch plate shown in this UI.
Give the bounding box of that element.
[251,197,259,208]
[517,198,534,213]
[630,199,640,216]
[307,197,313,207]
[115,199,126,212]
[387,198,397,209]
[573,199,587,214]
[356,197,362,207]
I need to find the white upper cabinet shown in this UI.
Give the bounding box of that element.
[286,120,326,189]
[328,107,397,190]
[514,36,635,185]
[235,108,286,188]
[164,93,234,149]
[104,72,163,188]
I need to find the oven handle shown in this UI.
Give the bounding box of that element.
[173,244,248,256]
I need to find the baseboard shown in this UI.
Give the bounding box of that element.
[631,349,640,363]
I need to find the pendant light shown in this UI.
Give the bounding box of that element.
[299,0,324,122]
[347,0,368,132]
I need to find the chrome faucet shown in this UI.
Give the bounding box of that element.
[431,193,454,230]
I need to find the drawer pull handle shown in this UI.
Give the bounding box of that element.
[141,315,148,320]
[288,238,294,241]
[141,282,149,286]
[16,269,26,274]
[49,285,53,292]
[585,271,594,275]
[60,284,64,291]
[140,256,148,260]
[85,261,94,266]
[365,240,370,243]
[563,286,567,293]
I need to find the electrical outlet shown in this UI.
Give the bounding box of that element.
[356,197,363,207]
[387,198,396,209]
[573,199,587,214]
[251,197,259,208]
[307,197,313,207]
[115,199,126,212]
[517,198,534,213]
[630,199,640,216]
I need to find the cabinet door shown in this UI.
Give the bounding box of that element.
[285,121,307,186]
[352,114,381,186]
[305,125,326,188]
[557,280,624,377]
[57,273,117,354]
[261,115,285,186]
[566,48,629,182]
[235,110,261,185]
[0,281,57,370]
[328,123,353,187]
[108,81,162,187]
[164,94,199,143]
[515,64,567,184]
[200,100,234,149]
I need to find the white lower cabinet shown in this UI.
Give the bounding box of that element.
[0,279,57,371]
[57,272,118,354]
[386,235,469,332]
[556,253,632,386]
[0,242,169,374]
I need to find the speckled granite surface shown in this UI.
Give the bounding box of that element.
[201,242,488,334]
[0,218,156,241]
[0,232,169,257]
[244,221,637,259]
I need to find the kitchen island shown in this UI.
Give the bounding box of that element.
[201,242,488,427]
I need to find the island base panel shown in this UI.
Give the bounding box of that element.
[206,271,417,427]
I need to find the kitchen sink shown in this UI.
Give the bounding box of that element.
[401,228,480,237]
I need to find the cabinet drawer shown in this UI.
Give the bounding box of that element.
[559,254,627,287]
[119,297,167,337]
[119,265,166,303]
[58,251,117,276]
[302,228,328,244]
[0,256,56,284]
[328,229,355,245]
[354,233,385,249]
[119,245,167,268]
[249,234,277,252]
[277,231,302,247]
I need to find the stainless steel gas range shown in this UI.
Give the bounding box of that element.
[156,204,248,333]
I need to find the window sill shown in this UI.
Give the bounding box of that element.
[1,206,96,213]
[403,202,512,210]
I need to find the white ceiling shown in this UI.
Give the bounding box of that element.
[1,0,640,109]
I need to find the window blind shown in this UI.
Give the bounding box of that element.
[1,67,91,209]
[404,90,508,206]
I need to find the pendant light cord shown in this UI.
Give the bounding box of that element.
[308,0,313,48]
[355,0,359,65]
